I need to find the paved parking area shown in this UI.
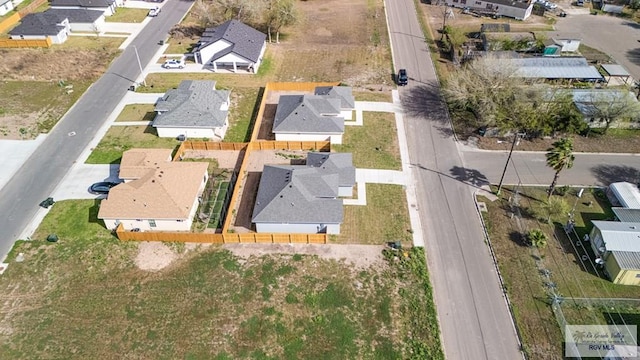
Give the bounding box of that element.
[551,11,640,80]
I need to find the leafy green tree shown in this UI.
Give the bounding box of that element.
[583,91,640,134]
[536,196,570,223]
[545,138,575,197]
[528,229,548,249]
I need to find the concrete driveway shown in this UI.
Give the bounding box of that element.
[551,12,640,80]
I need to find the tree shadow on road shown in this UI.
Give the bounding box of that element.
[400,82,449,122]
[449,165,490,188]
[626,48,640,66]
[590,164,640,186]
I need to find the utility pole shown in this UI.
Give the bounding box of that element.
[496,132,524,196]
[132,45,146,87]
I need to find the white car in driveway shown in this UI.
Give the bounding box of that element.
[162,59,185,69]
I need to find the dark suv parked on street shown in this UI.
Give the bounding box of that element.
[397,69,408,86]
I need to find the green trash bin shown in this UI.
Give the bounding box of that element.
[46,234,59,243]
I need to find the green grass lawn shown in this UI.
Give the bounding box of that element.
[333,112,401,170]
[353,91,392,102]
[0,200,443,360]
[115,104,157,122]
[106,7,149,23]
[85,126,180,164]
[334,184,412,246]
[225,87,261,143]
[481,186,640,359]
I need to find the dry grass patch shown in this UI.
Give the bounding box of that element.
[0,200,441,359]
[354,90,392,102]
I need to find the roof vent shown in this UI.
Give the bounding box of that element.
[291,202,295,206]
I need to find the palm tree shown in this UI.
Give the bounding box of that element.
[546,138,575,197]
[528,229,548,249]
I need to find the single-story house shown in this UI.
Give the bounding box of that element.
[153,80,230,140]
[9,12,70,44]
[570,90,640,127]
[589,220,640,286]
[613,207,640,223]
[314,86,355,120]
[45,8,105,32]
[98,148,209,232]
[306,152,355,197]
[49,0,121,17]
[444,0,533,20]
[252,152,355,234]
[272,95,344,144]
[606,182,640,209]
[0,0,14,17]
[193,19,267,73]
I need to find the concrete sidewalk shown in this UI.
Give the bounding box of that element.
[0,135,47,192]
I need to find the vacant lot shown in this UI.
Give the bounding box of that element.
[85,126,180,164]
[0,200,442,359]
[482,186,640,359]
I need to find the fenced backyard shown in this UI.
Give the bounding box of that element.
[193,170,236,231]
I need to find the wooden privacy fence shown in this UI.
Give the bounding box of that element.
[0,12,21,34]
[115,225,327,244]
[0,38,51,48]
[249,141,331,151]
[17,0,48,16]
[173,141,248,160]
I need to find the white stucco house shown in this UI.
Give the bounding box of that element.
[0,0,15,17]
[152,80,230,140]
[272,94,345,144]
[49,0,121,17]
[193,20,267,73]
[444,0,533,20]
[252,152,355,234]
[98,148,209,232]
[9,13,70,44]
[314,86,355,120]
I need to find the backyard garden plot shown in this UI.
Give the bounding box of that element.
[192,171,235,231]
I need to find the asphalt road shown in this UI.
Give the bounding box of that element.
[0,0,194,258]
[461,148,640,187]
[385,1,523,359]
[552,13,640,80]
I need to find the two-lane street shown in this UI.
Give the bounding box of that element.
[0,0,194,257]
[385,1,523,358]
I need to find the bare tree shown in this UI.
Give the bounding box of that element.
[199,0,266,27]
[581,90,640,133]
[265,0,297,43]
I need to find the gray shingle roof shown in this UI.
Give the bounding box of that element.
[9,12,66,36]
[314,86,355,109]
[273,95,343,134]
[46,8,104,23]
[252,165,344,224]
[153,80,230,128]
[593,221,640,252]
[50,0,114,7]
[306,152,355,187]
[196,20,266,63]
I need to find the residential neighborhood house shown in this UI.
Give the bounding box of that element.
[9,12,70,44]
[153,80,230,140]
[314,86,355,120]
[570,89,640,127]
[0,0,14,17]
[193,19,267,73]
[98,148,209,232]
[49,0,123,16]
[444,0,534,20]
[500,56,603,82]
[589,220,640,286]
[542,33,581,56]
[272,94,345,144]
[252,152,355,234]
